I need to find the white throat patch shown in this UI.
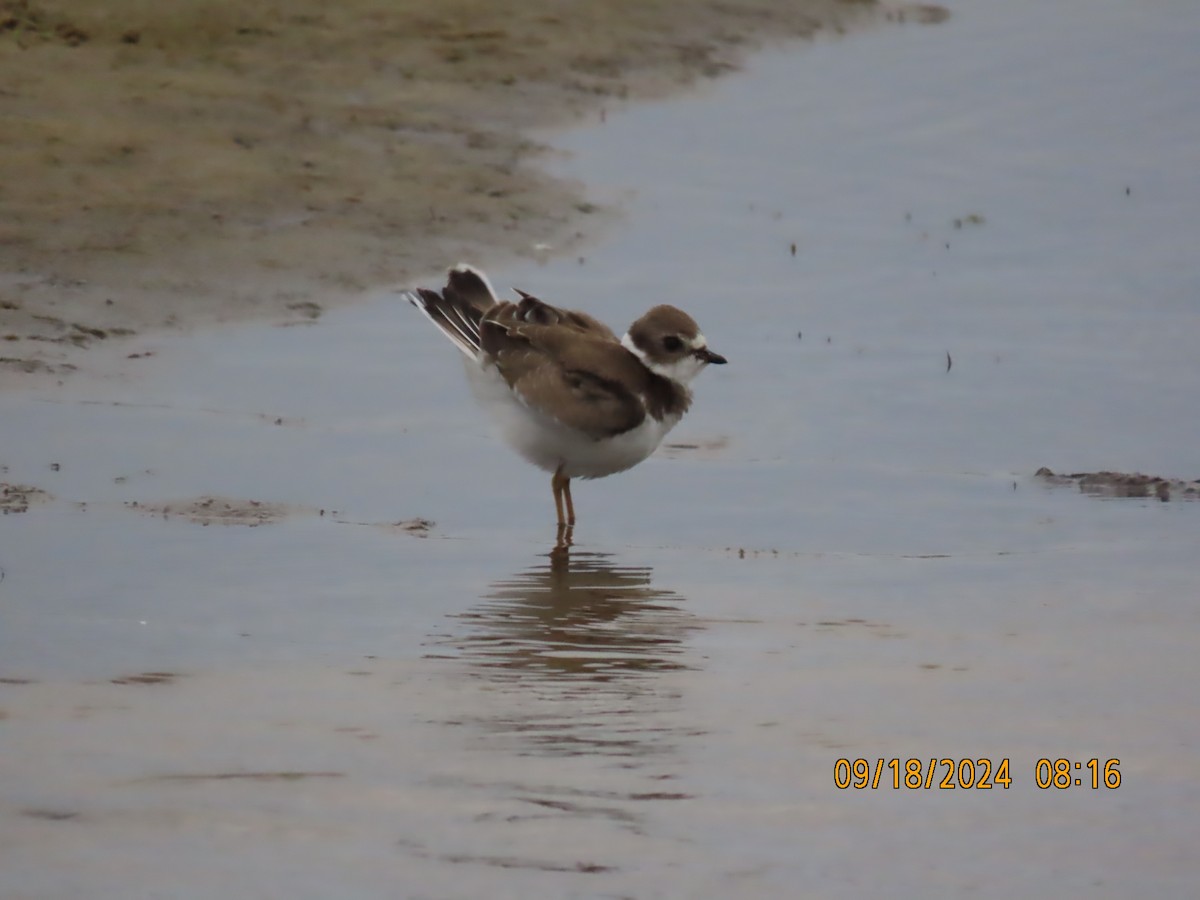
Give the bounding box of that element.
[621,332,708,386]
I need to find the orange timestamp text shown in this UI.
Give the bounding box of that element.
[833,758,1122,790]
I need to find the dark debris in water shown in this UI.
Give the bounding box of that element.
[885,4,951,25]
[397,517,435,536]
[110,671,181,685]
[1036,468,1199,501]
[141,771,344,783]
[21,808,81,821]
[433,852,614,874]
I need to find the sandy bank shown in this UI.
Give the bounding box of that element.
[0,0,944,383]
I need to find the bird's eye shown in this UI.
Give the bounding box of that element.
[662,336,684,352]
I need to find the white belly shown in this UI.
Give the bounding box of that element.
[464,359,679,478]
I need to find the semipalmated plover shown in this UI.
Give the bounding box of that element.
[405,265,726,529]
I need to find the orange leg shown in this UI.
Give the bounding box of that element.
[551,467,568,526]
[552,521,574,561]
[562,478,575,525]
[551,465,576,528]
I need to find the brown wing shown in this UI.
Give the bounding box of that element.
[481,305,647,439]
[513,361,646,439]
[498,291,616,339]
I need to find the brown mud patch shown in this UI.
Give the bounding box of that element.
[126,495,301,525]
[123,495,439,532]
[0,0,947,384]
[1036,468,1200,502]
[1,481,51,514]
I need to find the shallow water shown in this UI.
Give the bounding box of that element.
[3,0,1199,896]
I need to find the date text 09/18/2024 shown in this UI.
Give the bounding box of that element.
[833,758,1122,790]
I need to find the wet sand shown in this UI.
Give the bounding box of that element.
[0,0,903,382]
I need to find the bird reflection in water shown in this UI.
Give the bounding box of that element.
[433,549,702,760]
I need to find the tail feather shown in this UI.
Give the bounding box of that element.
[445,264,499,312]
[405,264,499,359]
[406,288,481,358]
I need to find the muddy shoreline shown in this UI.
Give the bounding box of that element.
[0,0,950,384]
